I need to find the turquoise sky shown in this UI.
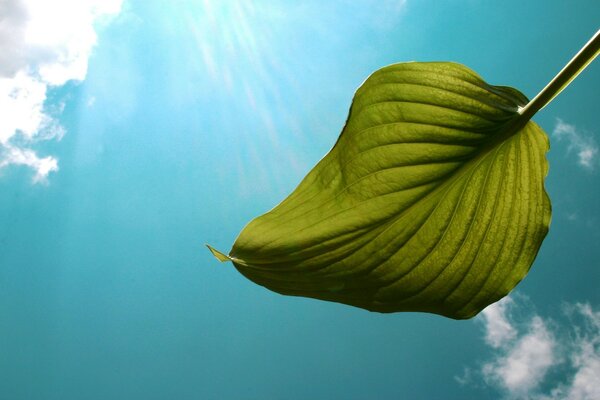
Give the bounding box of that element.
[1,1,599,399]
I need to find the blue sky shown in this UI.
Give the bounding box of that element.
[0,1,599,399]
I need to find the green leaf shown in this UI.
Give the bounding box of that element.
[211,61,552,319]
[209,30,600,319]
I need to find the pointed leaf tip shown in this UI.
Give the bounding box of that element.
[206,244,231,262]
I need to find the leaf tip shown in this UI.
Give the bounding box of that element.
[206,244,231,263]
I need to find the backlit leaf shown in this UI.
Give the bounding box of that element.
[209,62,552,319]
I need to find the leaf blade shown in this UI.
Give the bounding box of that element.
[211,61,551,319]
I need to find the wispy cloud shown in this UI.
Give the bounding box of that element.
[545,304,600,400]
[457,297,600,399]
[0,0,122,182]
[482,314,556,397]
[0,146,58,183]
[480,297,518,348]
[553,119,598,170]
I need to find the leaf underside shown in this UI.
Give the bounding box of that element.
[213,62,551,319]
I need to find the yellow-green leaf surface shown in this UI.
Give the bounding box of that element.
[210,62,551,319]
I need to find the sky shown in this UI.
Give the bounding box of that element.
[0,1,599,399]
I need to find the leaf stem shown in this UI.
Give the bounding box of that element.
[519,28,600,121]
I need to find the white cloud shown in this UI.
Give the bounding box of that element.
[553,119,599,170]
[0,0,122,182]
[482,315,556,396]
[458,298,600,400]
[480,296,518,348]
[0,146,58,183]
[541,304,600,400]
